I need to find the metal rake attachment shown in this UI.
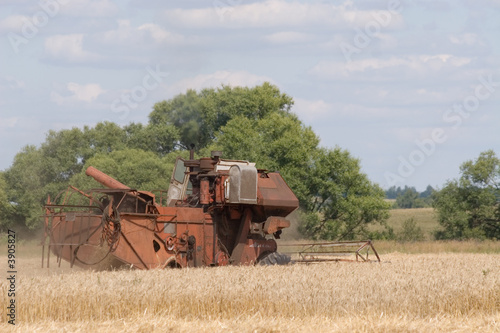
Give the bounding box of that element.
[280,240,381,263]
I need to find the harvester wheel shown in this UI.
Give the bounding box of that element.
[258,252,291,266]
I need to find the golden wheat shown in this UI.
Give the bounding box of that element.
[1,252,499,332]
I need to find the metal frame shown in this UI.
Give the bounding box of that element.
[280,240,381,263]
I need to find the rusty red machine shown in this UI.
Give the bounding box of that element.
[43,151,299,269]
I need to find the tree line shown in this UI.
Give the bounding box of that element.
[0,83,390,240]
[385,185,434,209]
[0,83,498,241]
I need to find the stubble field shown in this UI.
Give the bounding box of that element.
[1,247,499,332]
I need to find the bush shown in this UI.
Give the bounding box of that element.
[397,218,425,242]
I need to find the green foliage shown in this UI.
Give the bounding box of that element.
[297,148,390,240]
[3,146,48,230]
[420,185,435,199]
[397,218,425,242]
[433,150,500,240]
[2,82,389,240]
[366,224,396,241]
[206,104,389,241]
[69,149,173,192]
[394,189,428,209]
[207,112,319,204]
[387,185,434,208]
[150,83,294,150]
[0,172,15,231]
[124,122,179,156]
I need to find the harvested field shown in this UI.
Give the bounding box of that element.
[1,251,499,332]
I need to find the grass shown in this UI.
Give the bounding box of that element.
[373,239,500,254]
[1,249,499,332]
[387,208,439,236]
[366,207,440,241]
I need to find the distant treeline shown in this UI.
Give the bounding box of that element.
[385,185,435,209]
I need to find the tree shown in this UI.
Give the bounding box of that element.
[299,148,390,240]
[420,185,435,198]
[69,149,174,192]
[394,188,427,208]
[397,218,425,242]
[0,172,14,231]
[149,89,205,150]
[433,150,500,239]
[149,83,294,150]
[123,122,179,156]
[3,146,47,230]
[207,112,319,204]
[207,113,389,240]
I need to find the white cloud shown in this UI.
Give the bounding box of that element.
[44,34,103,63]
[97,20,187,45]
[293,98,332,122]
[0,117,18,129]
[163,0,404,29]
[449,33,480,46]
[167,71,276,95]
[309,55,472,80]
[0,15,29,34]
[264,31,313,44]
[51,82,105,105]
[0,76,25,91]
[59,0,119,17]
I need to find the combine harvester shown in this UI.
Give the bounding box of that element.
[42,151,380,269]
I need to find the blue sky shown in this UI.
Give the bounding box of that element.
[1,0,499,191]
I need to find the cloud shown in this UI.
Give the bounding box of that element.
[0,15,29,34]
[163,0,404,30]
[97,20,188,46]
[293,98,332,122]
[41,20,199,67]
[309,55,473,81]
[44,34,103,64]
[449,33,481,46]
[167,70,276,95]
[0,117,19,130]
[51,82,105,105]
[0,76,25,91]
[58,0,119,17]
[264,31,314,44]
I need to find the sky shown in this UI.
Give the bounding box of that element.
[0,0,499,191]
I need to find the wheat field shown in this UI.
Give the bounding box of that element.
[1,250,499,332]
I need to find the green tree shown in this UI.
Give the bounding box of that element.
[207,112,389,240]
[208,112,318,204]
[420,185,435,198]
[124,122,179,156]
[83,121,127,154]
[397,218,425,242]
[394,188,427,208]
[69,149,174,192]
[299,148,390,240]
[0,172,15,231]
[3,146,47,230]
[433,150,500,239]
[149,83,294,150]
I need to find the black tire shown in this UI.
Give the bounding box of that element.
[258,252,291,266]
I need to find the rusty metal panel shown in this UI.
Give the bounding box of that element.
[257,173,299,216]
